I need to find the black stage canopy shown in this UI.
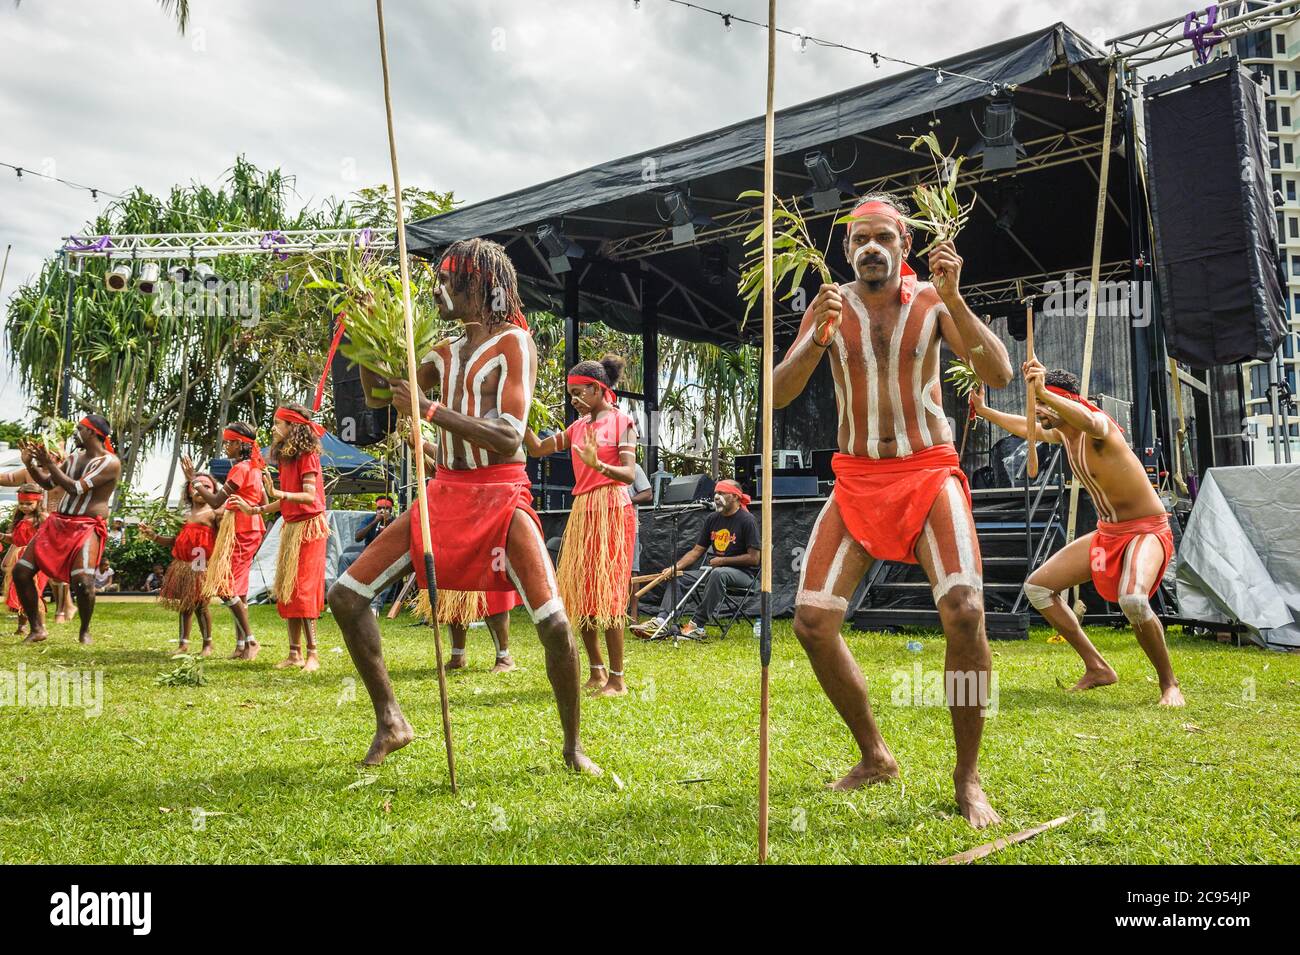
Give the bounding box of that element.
[407,22,1126,349]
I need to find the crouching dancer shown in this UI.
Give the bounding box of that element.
[327,237,599,773]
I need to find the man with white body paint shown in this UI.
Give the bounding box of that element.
[773,192,1013,829]
[12,414,121,645]
[327,237,599,775]
[972,360,1184,706]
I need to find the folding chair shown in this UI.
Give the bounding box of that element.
[703,571,759,639]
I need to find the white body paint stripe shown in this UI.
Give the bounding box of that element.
[887,300,914,457]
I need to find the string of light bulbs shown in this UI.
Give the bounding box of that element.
[651,0,1010,93]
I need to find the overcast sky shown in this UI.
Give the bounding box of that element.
[1,0,1198,491]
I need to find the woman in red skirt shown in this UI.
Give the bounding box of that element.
[525,355,638,697]
[140,472,220,655]
[3,485,47,636]
[188,421,267,660]
[238,404,328,672]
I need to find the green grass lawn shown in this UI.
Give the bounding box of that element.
[1,601,1297,864]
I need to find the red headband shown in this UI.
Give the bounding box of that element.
[438,255,529,330]
[850,200,906,229]
[223,427,265,469]
[375,497,394,508]
[1043,385,1124,433]
[275,407,326,437]
[17,492,42,502]
[79,417,115,454]
[567,374,616,407]
[715,480,751,509]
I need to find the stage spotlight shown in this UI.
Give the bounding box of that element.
[136,262,161,295]
[979,93,1021,172]
[701,242,729,286]
[664,189,698,245]
[804,152,853,212]
[193,263,220,288]
[167,265,190,284]
[536,224,584,275]
[104,263,132,292]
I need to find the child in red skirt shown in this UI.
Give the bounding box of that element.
[3,485,47,636]
[140,473,220,655]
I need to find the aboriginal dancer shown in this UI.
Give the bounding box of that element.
[139,472,220,656]
[3,484,48,636]
[524,355,637,697]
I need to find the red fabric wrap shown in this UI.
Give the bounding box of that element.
[409,462,540,593]
[830,445,968,564]
[171,523,215,562]
[486,589,522,616]
[226,527,262,599]
[29,513,107,584]
[223,430,265,469]
[277,452,326,522]
[275,406,326,437]
[850,199,905,228]
[277,533,326,620]
[17,492,42,502]
[567,374,617,408]
[1089,514,1174,603]
[224,459,266,534]
[78,417,114,454]
[714,479,751,508]
[6,517,46,611]
[567,410,633,496]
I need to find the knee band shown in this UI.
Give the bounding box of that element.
[1023,582,1057,610]
[1118,593,1155,625]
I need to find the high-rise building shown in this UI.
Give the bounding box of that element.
[1232,3,1300,461]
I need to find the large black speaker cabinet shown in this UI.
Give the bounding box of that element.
[331,342,396,447]
[1145,56,1287,367]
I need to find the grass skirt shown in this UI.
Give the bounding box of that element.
[203,510,239,600]
[409,588,487,626]
[271,514,330,607]
[158,558,207,613]
[556,483,635,631]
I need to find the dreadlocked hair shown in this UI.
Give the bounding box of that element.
[1045,369,1082,393]
[226,421,257,461]
[570,354,625,390]
[274,403,322,461]
[442,237,526,329]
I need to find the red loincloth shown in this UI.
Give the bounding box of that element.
[831,445,969,564]
[1089,513,1174,603]
[409,462,541,593]
[5,518,47,611]
[486,589,522,616]
[28,513,107,584]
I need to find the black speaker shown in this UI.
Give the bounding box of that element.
[331,343,396,447]
[1145,57,1287,367]
[733,453,760,494]
[662,473,715,504]
[810,448,837,483]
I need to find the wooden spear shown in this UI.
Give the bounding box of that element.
[1025,294,1038,480]
[758,0,777,864]
[374,0,457,792]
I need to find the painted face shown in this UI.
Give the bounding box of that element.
[16,500,35,514]
[272,417,290,442]
[223,438,243,458]
[846,215,910,284]
[191,477,216,497]
[568,384,598,414]
[74,424,91,449]
[1036,407,1062,432]
[713,492,738,513]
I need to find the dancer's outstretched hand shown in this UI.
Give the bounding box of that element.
[577,429,600,470]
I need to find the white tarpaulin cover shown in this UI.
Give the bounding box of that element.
[247,511,374,605]
[1176,464,1300,650]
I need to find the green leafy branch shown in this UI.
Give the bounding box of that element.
[736,191,834,327]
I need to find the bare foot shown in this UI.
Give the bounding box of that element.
[596,679,627,698]
[54,612,69,624]
[243,640,261,662]
[200,641,213,658]
[829,750,900,791]
[1158,684,1186,707]
[490,656,516,674]
[275,649,305,670]
[1070,666,1118,691]
[178,641,190,654]
[955,774,1001,829]
[564,750,602,776]
[230,645,246,659]
[301,650,320,673]
[445,654,467,671]
[23,630,48,644]
[78,632,92,645]
[583,668,607,692]
[362,716,414,766]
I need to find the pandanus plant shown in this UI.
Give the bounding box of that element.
[736,191,834,327]
[946,357,982,458]
[898,133,976,287]
[296,243,442,403]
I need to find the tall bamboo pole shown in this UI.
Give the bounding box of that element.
[758,0,777,865]
[374,0,457,792]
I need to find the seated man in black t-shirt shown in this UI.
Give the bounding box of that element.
[631,480,760,638]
